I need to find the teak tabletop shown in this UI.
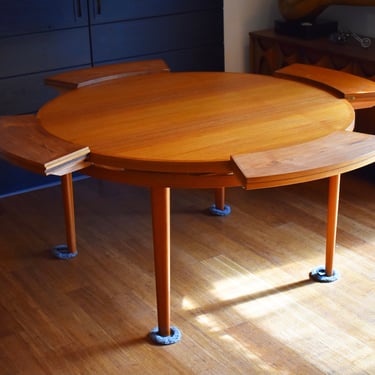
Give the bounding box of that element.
[34,71,375,345]
[38,72,354,176]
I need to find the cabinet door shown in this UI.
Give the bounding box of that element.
[0,28,91,115]
[0,73,58,115]
[0,29,91,79]
[0,0,89,36]
[91,10,223,65]
[0,1,91,195]
[157,46,224,73]
[88,0,222,24]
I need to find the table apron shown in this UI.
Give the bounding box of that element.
[82,165,242,189]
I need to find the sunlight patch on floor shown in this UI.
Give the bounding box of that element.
[181,296,197,311]
[219,334,278,374]
[195,314,224,333]
[192,254,375,373]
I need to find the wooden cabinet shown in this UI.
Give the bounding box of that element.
[249,29,375,79]
[249,29,375,133]
[249,29,375,178]
[0,0,224,196]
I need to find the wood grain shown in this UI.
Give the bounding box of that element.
[0,114,90,176]
[45,59,170,91]
[38,72,354,175]
[231,130,375,189]
[275,64,375,109]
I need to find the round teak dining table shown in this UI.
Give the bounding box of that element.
[37,71,357,345]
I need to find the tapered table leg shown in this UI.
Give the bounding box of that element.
[53,173,78,259]
[149,187,181,345]
[310,175,340,282]
[215,187,225,211]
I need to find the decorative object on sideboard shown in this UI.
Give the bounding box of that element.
[274,18,337,39]
[278,0,375,21]
[330,29,372,48]
[275,0,375,39]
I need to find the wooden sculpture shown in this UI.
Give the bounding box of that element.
[279,0,375,21]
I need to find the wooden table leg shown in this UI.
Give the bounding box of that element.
[149,187,181,345]
[209,187,231,216]
[215,187,226,211]
[310,175,340,282]
[52,173,78,259]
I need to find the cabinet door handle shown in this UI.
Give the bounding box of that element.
[96,0,102,15]
[76,0,82,18]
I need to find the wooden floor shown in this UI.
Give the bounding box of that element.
[0,171,374,374]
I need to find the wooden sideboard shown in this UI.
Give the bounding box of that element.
[249,29,375,79]
[249,30,375,180]
[249,29,375,177]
